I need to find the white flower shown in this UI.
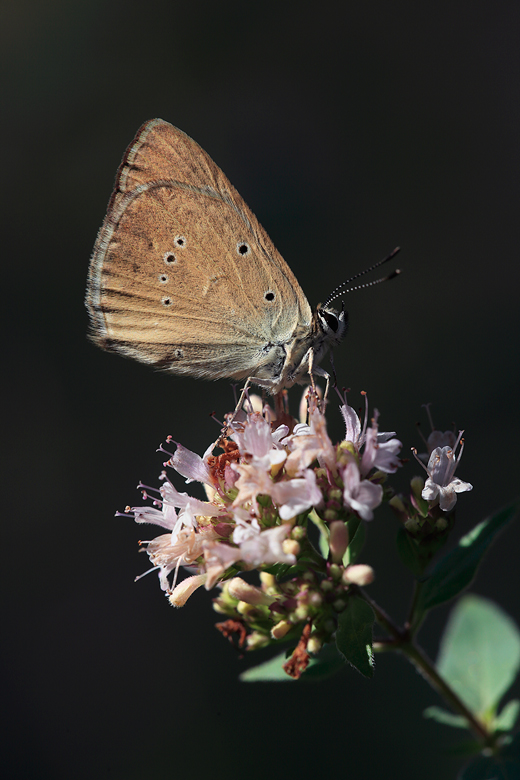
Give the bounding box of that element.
[203,525,296,590]
[237,524,296,567]
[271,469,323,520]
[142,525,220,591]
[283,392,336,477]
[420,433,473,512]
[341,395,401,476]
[231,412,287,470]
[360,421,402,476]
[341,461,383,521]
[341,402,363,445]
[161,440,213,485]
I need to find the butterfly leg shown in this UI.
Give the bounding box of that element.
[308,351,330,409]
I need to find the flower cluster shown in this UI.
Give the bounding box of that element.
[120,390,472,677]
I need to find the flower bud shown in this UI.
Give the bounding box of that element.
[389,495,406,514]
[329,520,349,563]
[271,620,292,640]
[307,635,323,654]
[321,580,334,593]
[168,574,207,607]
[246,631,271,650]
[411,476,425,498]
[282,539,300,557]
[342,564,375,586]
[259,571,276,589]
[227,577,276,606]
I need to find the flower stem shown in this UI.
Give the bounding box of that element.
[357,588,495,747]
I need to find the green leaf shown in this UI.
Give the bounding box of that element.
[300,644,346,681]
[436,596,520,720]
[239,644,346,683]
[336,595,375,679]
[413,501,518,625]
[396,526,425,577]
[319,528,329,559]
[424,705,471,729]
[494,700,520,733]
[458,733,520,780]
[344,517,365,565]
[306,508,330,559]
[239,652,292,682]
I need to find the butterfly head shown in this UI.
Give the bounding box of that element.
[314,301,349,347]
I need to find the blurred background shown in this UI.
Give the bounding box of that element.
[3,1,520,777]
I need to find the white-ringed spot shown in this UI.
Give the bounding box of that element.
[236,241,251,257]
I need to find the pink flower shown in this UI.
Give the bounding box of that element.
[420,433,473,512]
[341,461,383,521]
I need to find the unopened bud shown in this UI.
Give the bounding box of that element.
[282,539,300,557]
[389,495,406,514]
[246,631,270,650]
[411,476,425,498]
[342,564,375,586]
[307,635,323,654]
[248,394,264,413]
[321,580,334,593]
[271,620,292,640]
[259,571,276,589]
[294,605,310,621]
[168,574,207,608]
[227,577,276,606]
[329,520,349,563]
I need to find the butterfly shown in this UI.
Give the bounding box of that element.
[86,119,397,394]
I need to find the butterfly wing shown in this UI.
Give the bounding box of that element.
[86,119,312,382]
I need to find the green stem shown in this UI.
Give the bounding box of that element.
[358,588,495,748]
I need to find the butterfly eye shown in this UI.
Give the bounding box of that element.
[264,291,275,302]
[174,235,187,248]
[163,252,177,264]
[320,309,339,333]
[159,274,169,283]
[161,297,173,307]
[236,241,251,257]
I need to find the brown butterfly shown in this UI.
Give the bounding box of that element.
[86,119,397,393]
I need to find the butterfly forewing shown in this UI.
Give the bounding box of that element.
[86,119,312,380]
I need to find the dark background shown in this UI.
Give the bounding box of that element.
[3,2,520,778]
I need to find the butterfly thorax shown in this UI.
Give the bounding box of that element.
[253,303,348,394]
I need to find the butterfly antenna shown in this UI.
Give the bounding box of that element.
[323,247,401,308]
